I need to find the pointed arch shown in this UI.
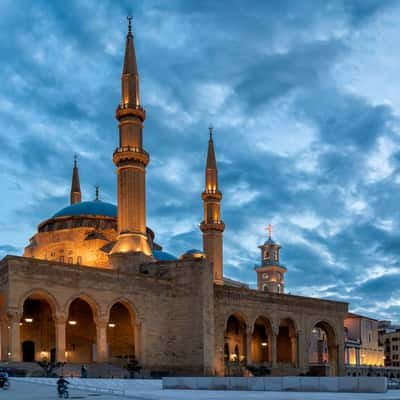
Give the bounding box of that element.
[63,293,100,320]
[17,288,60,317]
[105,297,140,323]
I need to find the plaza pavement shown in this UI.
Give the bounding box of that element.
[6,378,400,400]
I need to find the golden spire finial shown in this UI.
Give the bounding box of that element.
[267,224,272,240]
[127,16,133,35]
[208,123,213,139]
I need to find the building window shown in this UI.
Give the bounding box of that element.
[274,250,278,261]
[264,250,270,260]
[77,256,82,265]
[59,256,64,263]
[277,272,281,281]
[277,283,282,293]
[262,284,268,292]
[68,257,73,264]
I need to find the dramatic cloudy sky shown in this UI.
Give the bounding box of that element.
[1,0,400,321]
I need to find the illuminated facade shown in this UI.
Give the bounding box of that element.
[0,19,348,377]
[344,313,384,367]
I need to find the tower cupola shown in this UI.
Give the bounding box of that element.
[255,225,287,293]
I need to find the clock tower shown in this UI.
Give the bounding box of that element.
[255,225,287,293]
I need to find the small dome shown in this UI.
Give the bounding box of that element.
[153,250,177,261]
[264,238,277,246]
[186,249,203,254]
[53,200,117,218]
[180,249,206,260]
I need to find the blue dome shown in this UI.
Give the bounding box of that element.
[53,200,117,218]
[153,250,177,261]
[185,249,203,254]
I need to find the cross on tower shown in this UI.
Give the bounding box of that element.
[267,224,272,240]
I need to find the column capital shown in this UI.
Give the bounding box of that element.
[7,310,21,323]
[95,318,109,329]
[55,314,68,325]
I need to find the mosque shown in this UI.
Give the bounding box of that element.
[0,19,347,377]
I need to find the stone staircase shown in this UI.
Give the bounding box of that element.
[0,362,45,377]
[0,362,128,378]
[54,363,129,378]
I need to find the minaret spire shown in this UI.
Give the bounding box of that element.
[110,18,151,257]
[70,154,81,205]
[200,126,225,284]
[122,16,140,108]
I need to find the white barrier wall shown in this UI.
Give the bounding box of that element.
[162,376,387,393]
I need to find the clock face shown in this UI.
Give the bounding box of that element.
[262,273,269,279]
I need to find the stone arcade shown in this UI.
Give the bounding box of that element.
[0,19,347,377]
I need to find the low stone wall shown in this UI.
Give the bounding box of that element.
[162,376,387,393]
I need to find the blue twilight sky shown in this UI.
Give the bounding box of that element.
[0,0,400,321]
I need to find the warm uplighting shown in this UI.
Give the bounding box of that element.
[40,351,49,359]
[19,322,23,326]
[68,320,77,325]
[24,318,33,323]
[261,342,268,347]
[108,323,116,328]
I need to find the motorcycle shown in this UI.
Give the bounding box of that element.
[0,377,9,390]
[58,383,69,398]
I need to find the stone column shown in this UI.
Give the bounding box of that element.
[298,333,309,374]
[96,319,108,362]
[290,334,297,367]
[9,313,21,362]
[271,332,277,368]
[246,328,252,366]
[55,315,67,362]
[214,322,225,376]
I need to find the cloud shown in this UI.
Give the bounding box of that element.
[1,0,400,324]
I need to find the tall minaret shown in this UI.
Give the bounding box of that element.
[110,17,151,256]
[70,155,81,205]
[200,126,225,284]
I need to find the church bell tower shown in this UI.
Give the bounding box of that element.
[110,18,152,256]
[255,225,287,293]
[200,126,225,284]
